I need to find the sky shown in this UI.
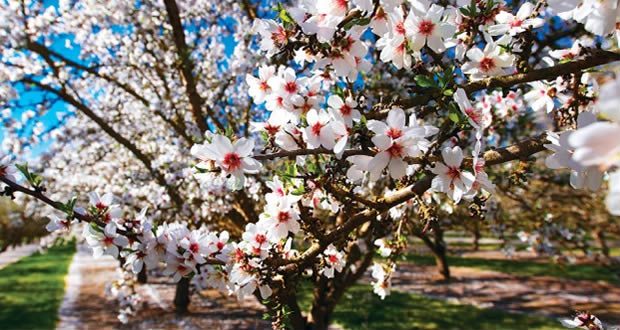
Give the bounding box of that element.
[2,1,239,159]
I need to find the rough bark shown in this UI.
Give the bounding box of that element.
[137,267,148,284]
[418,224,451,281]
[174,277,191,314]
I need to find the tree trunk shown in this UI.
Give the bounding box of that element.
[307,277,331,330]
[137,266,148,284]
[472,222,481,252]
[283,293,307,330]
[433,245,451,281]
[174,277,191,314]
[305,248,374,330]
[419,227,451,281]
[594,229,610,259]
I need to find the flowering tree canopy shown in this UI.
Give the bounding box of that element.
[1,0,620,329]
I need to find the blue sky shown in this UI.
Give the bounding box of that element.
[3,1,240,159]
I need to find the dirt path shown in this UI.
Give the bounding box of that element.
[392,263,620,323]
[0,243,39,270]
[57,244,270,329]
[57,244,119,329]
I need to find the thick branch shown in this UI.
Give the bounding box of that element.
[163,0,224,133]
[370,49,620,119]
[21,78,185,210]
[462,49,620,94]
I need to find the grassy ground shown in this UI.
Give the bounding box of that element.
[299,283,562,330]
[406,254,619,283]
[0,241,75,330]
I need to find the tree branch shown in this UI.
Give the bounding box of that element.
[163,0,225,133]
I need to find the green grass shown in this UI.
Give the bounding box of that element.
[0,241,75,330]
[406,254,619,284]
[299,284,562,330]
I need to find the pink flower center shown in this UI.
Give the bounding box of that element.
[264,124,280,135]
[328,255,338,264]
[447,167,460,179]
[510,19,523,28]
[340,104,352,116]
[311,122,323,136]
[474,161,484,174]
[189,242,200,253]
[479,57,496,72]
[465,108,481,124]
[284,81,298,94]
[277,211,291,223]
[255,234,267,245]
[336,0,348,9]
[223,152,242,171]
[234,248,245,262]
[386,128,403,139]
[341,36,354,52]
[0,166,6,177]
[216,242,225,250]
[395,22,406,35]
[417,20,435,36]
[260,81,269,91]
[387,143,404,158]
[103,236,114,246]
[95,202,107,210]
[271,26,288,45]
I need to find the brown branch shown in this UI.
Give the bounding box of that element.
[462,49,620,94]
[20,77,185,210]
[241,0,257,20]
[0,176,225,265]
[163,0,224,133]
[253,147,373,161]
[370,49,620,119]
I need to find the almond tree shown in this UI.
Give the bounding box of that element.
[1,0,620,329]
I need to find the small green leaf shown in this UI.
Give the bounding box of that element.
[343,17,371,30]
[15,163,42,187]
[448,110,460,124]
[291,185,305,196]
[414,75,436,88]
[443,89,454,97]
[276,3,295,24]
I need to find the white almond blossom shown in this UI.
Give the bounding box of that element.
[454,88,491,129]
[462,39,515,80]
[430,146,476,203]
[404,0,455,53]
[371,262,394,299]
[303,109,337,150]
[320,244,346,278]
[84,222,129,258]
[488,2,544,37]
[246,65,276,104]
[191,134,261,190]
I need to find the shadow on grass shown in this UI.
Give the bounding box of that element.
[298,282,561,330]
[406,254,619,284]
[0,242,75,330]
[331,285,562,330]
